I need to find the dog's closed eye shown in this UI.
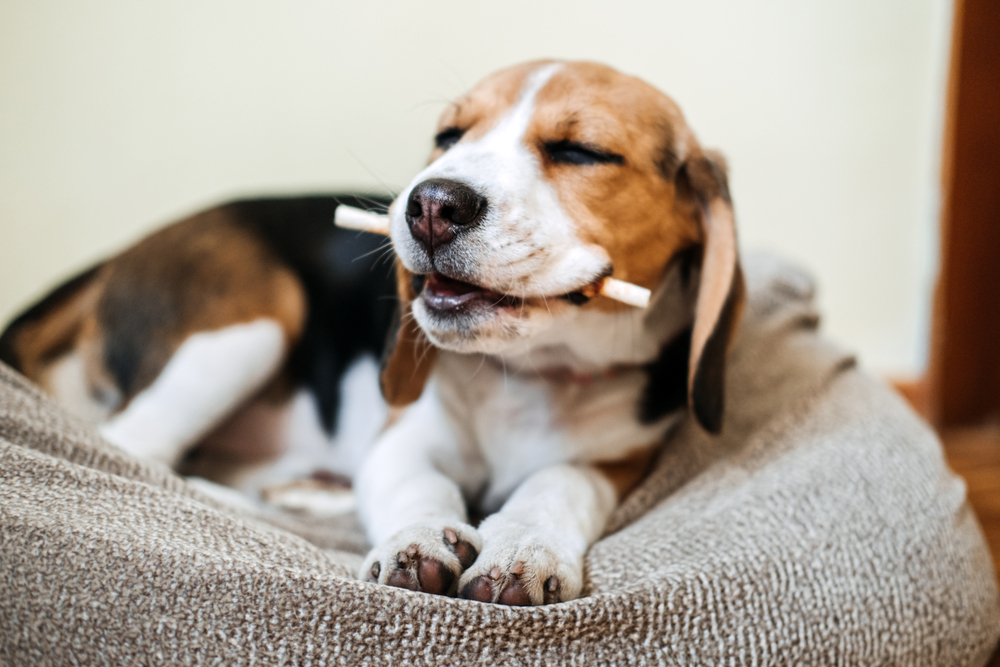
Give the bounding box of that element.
[435,127,465,151]
[543,140,624,166]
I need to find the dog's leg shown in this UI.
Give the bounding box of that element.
[356,386,485,596]
[457,464,618,605]
[99,319,286,467]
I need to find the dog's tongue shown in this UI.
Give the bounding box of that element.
[423,273,507,311]
[426,273,487,296]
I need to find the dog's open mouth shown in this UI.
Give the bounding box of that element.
[418,272,606,317]
[421,273,523,314]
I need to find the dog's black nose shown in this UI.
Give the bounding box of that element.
[405,179,486,253]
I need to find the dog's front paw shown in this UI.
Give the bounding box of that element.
[457,531,583,606]
[361,522,480,596]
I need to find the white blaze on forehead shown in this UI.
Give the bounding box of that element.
[392,62,611,296]
[488,61,563,146]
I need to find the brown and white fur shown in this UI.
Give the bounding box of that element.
[358,60,745,606]
[0,196,398,501]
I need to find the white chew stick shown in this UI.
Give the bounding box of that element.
[599,277,651,309]
[334,205,391,235]
[334,205,651,308]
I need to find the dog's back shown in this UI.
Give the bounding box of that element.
[1,194,397,481]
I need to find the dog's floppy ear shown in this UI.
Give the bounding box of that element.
[675,150,746,434]
[380,261,437,407]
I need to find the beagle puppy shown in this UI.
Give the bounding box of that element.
[0,195,397,491]
[356,60,745,606]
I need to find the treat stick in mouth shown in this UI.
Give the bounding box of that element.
[334,205,651,309]
[334,204,392,235]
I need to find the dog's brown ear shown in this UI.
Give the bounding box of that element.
[676,151,746,434]
[380,261,437,407]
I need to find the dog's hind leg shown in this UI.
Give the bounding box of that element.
[99,319,287,467]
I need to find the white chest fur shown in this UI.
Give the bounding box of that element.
[434,352,680,512]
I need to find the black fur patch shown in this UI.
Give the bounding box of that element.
[230,194,397,433]
[656,122,681,180]
[98,286,166,397]
[676,155,732,207]
[561,291,591,306]
[657,146,681,181]
[639,326,692,424]
[690,271,743,434]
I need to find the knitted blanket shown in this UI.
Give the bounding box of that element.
[1,253,998,666]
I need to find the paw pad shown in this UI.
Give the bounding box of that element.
[368,527,479,596]
[460,560,558,606]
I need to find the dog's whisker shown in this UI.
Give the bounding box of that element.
[469,352,489,381]
[352,238,395,263]
[344,149,401,202]
[407,95,458,113]
[337,194,392,215]
[372,244,399,269]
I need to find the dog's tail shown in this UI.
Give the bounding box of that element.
[0,264,104,379]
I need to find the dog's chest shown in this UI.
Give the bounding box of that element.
[436,352,678,510]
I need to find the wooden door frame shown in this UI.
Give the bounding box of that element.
[910,0,1000,428]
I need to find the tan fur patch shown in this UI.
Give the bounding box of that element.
[381,261,437,407]
[529,63,702,301]
[592,445,660,501]
[12,273,105,382]
[94,206,306,400]
[14,205,308,412]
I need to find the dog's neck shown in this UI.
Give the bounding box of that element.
[485,354,643,384]
[489,257,699,381]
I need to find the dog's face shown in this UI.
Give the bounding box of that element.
[383,60,744,433]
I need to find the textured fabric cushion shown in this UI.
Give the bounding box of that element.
[1,252,998,666]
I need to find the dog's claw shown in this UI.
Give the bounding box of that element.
[543,576,560,605]
[443,530,478,568]
[367,562,380,583]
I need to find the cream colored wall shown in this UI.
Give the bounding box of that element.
[0,0,951,376]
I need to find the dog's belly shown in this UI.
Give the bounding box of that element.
[177,354,386,499]
[436,353,679,512]
[239,354,387,493]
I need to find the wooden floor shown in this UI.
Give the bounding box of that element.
[939,425,1000,666]
[941,424,1000,581]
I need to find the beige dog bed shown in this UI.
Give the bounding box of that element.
[1,253,998,665]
